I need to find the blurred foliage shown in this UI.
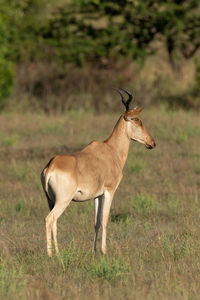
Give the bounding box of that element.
[0,15,15,108]
[3,0,199,65]
[194,58,200,90]
[190,58,200,108]
[0,0,200,110]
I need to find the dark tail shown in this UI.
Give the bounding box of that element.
[41,169,55,211]
[45,190,55,211]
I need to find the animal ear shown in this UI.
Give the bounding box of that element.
[124,107,144,121]
[135,107,144,114]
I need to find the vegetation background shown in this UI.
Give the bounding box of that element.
[0,0,200,299]
[0,0,200,111]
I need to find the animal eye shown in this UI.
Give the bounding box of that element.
[134,118,139,122]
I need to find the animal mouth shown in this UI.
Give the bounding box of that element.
[145,144,153,149]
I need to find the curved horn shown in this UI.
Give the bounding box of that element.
[119,88,133,111]
[113,88,133,111]
[113,88,127,110]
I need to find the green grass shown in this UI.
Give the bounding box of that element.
[88,257,129,281]
[195,159,200,175]
[8,160,30,182]
[45,119,65,134]
[2,134,19,147]
[0,259,26,300]
[130,194,158,216]
[173,128,188,144]
[60,242,130,281]
[15,199,32,217]
[128,160,146,174]
[0,107,199,299]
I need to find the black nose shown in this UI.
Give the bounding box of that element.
[146,144,153,149]
[146,141,156,149]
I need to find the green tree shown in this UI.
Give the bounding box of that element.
[0,0,200,109]
[2,0,200,66]
[74,0,200,66]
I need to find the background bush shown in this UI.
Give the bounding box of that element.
[0,15,15,108]
[0,0,200,112]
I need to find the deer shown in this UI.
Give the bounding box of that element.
[41,88,156,257]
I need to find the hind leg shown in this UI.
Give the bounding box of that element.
[93,195,103,252]
[101,190,114,254]
[52,220,59,255]
[45,196,73,257]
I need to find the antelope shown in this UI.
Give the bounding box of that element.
[41,89,156,257]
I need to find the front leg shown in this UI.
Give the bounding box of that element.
[101,190,114,254]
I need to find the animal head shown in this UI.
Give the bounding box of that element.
[114,88,156,149]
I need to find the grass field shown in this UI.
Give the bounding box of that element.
[0,107,200,300]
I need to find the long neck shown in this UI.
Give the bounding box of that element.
[105,116,130,170]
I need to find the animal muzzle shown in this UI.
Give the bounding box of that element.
[145,139,156,149]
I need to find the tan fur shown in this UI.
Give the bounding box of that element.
[41,112,156,257]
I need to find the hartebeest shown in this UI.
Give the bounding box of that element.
[41,89,156,257]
